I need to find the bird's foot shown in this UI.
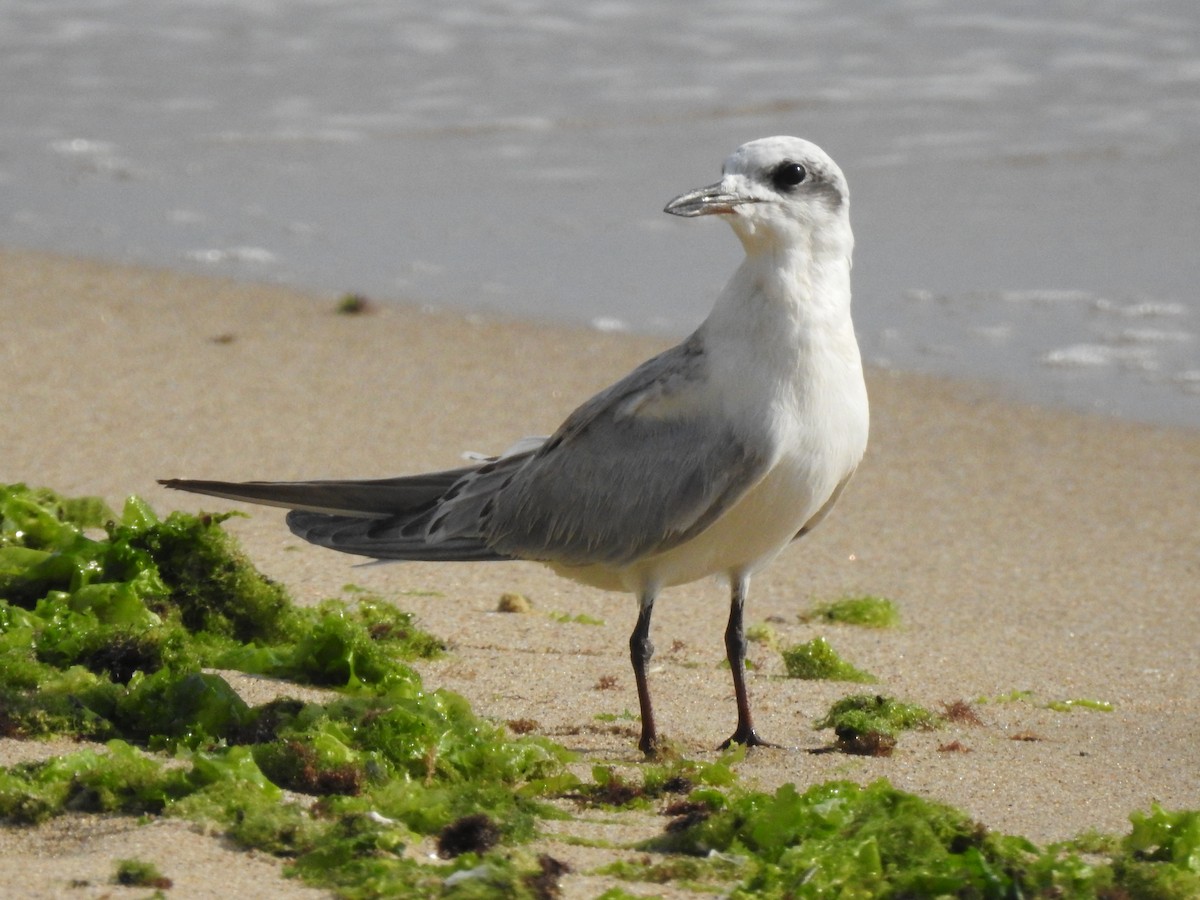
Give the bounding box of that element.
[719,726,780,750]
[639,732,684,760]
[638,731,659,759]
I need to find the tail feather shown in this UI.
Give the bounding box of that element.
[158,469,477,518]
[286,510,509,562]
[159,468,512,562]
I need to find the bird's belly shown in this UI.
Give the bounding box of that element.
[647,455,835,587]
[546,451,847,595]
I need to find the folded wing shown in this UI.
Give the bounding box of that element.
[162,336,772,569]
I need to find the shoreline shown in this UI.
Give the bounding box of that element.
[4,247,1199,897]
[8,242,1197,435]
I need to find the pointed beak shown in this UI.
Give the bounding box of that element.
[663,181,748,217]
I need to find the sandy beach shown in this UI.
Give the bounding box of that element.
[3,247,1198,898]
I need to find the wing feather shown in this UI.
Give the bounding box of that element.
[162,332,773,569]
[430,333,773,567]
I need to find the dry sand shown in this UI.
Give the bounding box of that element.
[2,247,1198,898]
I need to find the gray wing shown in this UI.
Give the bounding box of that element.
[424,333,773,567]
[163,333,771,568]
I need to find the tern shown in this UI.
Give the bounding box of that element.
[162,135,869,756]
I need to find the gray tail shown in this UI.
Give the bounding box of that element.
[159,469,478,518]
[285,508,507,561]
[158,471,511,562]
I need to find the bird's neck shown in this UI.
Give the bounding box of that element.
[707,235,856,353]
[698,229,865,453]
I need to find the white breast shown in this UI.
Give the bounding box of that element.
[647,349,867,588]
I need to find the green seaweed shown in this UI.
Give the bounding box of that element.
[648,779,1200,898]
[800,595,901,628]
[5,483,1200,899]
[548,610,604,626]
[115,858,172,889]
[976,691,1115,713]
[976,689,1035,704]
[745,622,779,649]
[593,710,637,723]
[814,694,940,755]
[114,669,251,748]
[1118,805,1200,897]
[596,852,747,888]
[573,751,740,812]
[648,780,1031,895]
[0,484,572,896]
[1044,697,1114,713]
[780,636,876,682]
[116,498,296,643]
[335,293,372,315]
[0,484,448,745]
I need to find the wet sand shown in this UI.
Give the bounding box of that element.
[3,248,1198,898]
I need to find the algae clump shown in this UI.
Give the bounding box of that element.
[1045,697,1114,713]
[800,595,900,628]
[648,778,1200,899]
[548,610,604,625]
[114,858,172,889]
[781,636,876,682]
[814,694,940,756]
[0,483,448,743]
[0,483,575,897]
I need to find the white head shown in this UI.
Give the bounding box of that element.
[664,136,852,258]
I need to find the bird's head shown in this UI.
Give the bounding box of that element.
[664,136,851,256]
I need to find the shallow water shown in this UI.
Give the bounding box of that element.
[3,1,1198,428]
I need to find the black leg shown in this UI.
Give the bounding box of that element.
[630,591,659,756]
[721,574,777,749]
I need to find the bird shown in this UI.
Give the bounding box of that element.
[161,135,869,756]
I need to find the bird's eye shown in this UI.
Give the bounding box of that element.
[771,161,807,190]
